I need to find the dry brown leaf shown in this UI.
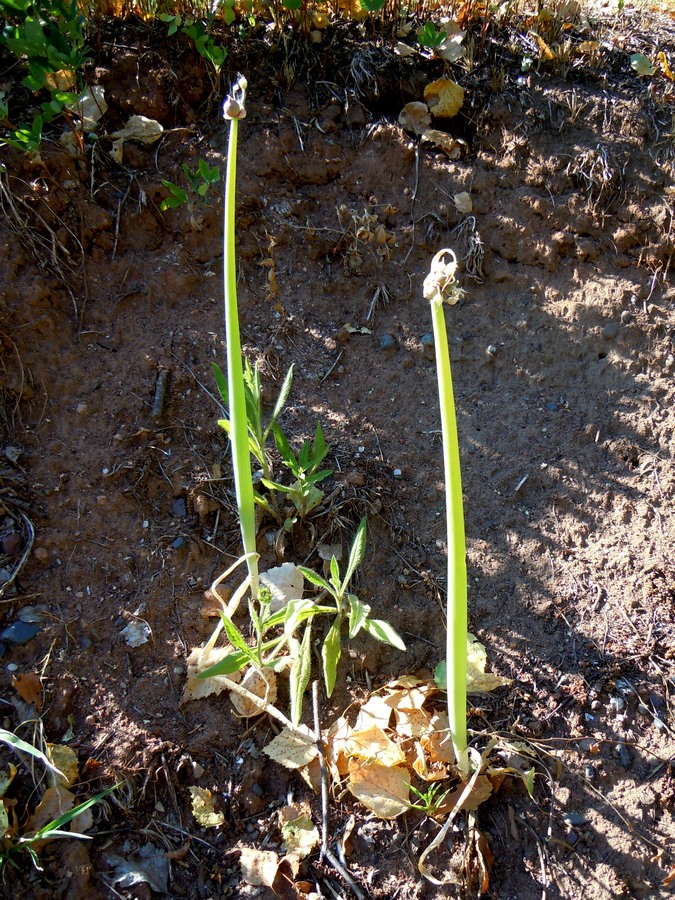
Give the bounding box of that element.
[187,786,224,828]
[453,191,472,214]
[352,694,393,732]
[347,759,410,819]
[180,643,242,705]
[421,712,455,765]
[383,683,433,711]
[398,101,431,135]
[420,129,464,159]
[342,725,406,768]
[259,563,304,612]
[47,745,79,788]
[230,667,277,717]
[24,787,75,837]
[325,716,352,780]
[280,802,320,874]
[264,725,318,769]
[240,847,279,887]
[393,707,432,739]
[435,774,492,815]
[529,31,556,61]
[12,673,42,711]
[424,78,464,119]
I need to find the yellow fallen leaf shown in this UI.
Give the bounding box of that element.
[657,51,674,81]
[325,716,352,781]
[264,725,318,769]
[421,712,456,765]
[398,101,432,135]
[343,725,406,768]
[453,191,472,213]
[240,847,279,887]
[348,759,410,818]
[467,634,512,693]
[435,774,493,815]
[187,786,224,828]
[24,787,74,837]
[420,129,465,159]
[230,666,277,718]
[424,78,464,118]
[352,694,393,732]
[393,706,432,739]
[577,40,600,54]
[47,745,78,788]
[180,643,242,705]
[529,31,556,61]
[280,803,320,874]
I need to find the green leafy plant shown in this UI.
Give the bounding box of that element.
[298,517,406,697]
[408,781,451,818]
[0,0,89,153]
[263,422,332,529]
[213,357,293,508]
[160,11,228,76]
[161,159,221,211]
[423,249,469,776]
[417,20,447,49]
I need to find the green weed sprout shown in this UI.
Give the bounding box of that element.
[222,75,259,598]
[423,248,469,776]
[299,517,406,698]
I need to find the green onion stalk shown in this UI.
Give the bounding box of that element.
[222,75,258,598]
[423,249,469,776]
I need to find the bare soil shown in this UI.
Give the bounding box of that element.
[1,3,675,898]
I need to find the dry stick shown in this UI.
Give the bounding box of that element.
[311,681,367,900]
[312,680,329,857]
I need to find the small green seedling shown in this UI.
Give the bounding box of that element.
[262,422,332,529]
[161,159,221,211]
[299,517,406,697]
[408,782,451,818]
[418,21,447,50]
[213,357,294,486]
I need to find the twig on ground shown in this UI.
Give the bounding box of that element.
[312,679,329,857]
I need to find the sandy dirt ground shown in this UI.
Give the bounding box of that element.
[1,2,675,897]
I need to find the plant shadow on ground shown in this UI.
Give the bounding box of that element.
[1,5,675,898]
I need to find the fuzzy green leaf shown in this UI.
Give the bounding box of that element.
[322,618,342,698]
[290,623,312,726]
[347,593,370,638]
[297,565,333,594]
[342,517,367,593]
[363,618,406,651]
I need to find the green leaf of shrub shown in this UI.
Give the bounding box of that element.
[322,618,341,697]
[363,618,406,651]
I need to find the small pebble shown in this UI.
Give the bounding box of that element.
[392,469,402,479]
[620,310,632,324]
[172,536,186,550]
[6,663,18,673]
[251,783,263,796]
[0,621,40,646]
[420,332,434,348]
[172,498,187,517]
[1,533,22,557]
[545,402,558,411]
[173,665,185,676]
[380,334,397,351]
[486,344,498,356]
[583,764,595,780]
[563,812,589,827]
[665,354,674,370]
[565,829,579,847]
[608,696,625,713]
[617,741,630,768]
[602,321,619,340]
[637,702,649,715]
[590,699,601,710]
[653,717,666,731]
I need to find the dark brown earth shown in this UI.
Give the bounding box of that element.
[1,2,675,898]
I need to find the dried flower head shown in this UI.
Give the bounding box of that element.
[223,74,248,121]
[423,249,465,306]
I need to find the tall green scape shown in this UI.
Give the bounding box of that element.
[423,248,469,776]
[222,75,259,599]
